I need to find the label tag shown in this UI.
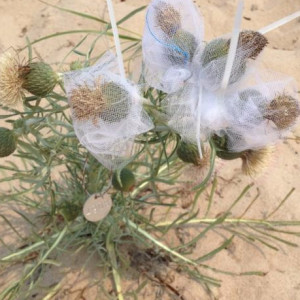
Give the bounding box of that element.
[83,193,112,222]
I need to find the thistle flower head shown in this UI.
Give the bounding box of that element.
[69,79,130,124]
[70,81,106,123]
[155,2,181,36]
[265,94,300,130]
[241,147,273,177]
[0,51,58,107]
[201,31,268,68]
[0,51,24,107]
[238,30,268,60]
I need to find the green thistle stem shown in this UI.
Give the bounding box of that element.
[106,227,124,300]
[153,218,300,228]
[125,218,197,266]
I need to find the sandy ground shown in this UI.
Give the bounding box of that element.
[0,0,300,299]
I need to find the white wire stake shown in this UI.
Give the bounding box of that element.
[259,11,300,35]
[196,85,203,159]
[221,0,244,91]
[106,0,126,79]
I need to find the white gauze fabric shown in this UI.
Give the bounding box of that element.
[220,69,299,152]
[64,52,154,170]
[144,0,300,155]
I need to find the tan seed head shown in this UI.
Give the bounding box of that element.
[155,2,181,35]
[241,147,273,177]
[0,51,25,107]
[264,94,300,130]
[238,30,268,60]
[70,80,107,124]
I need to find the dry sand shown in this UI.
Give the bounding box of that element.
[0,0,300,299]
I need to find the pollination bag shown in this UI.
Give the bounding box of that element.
[143,0,300,162]
[142,0,204,94]
[64,52,154,170]
[203,69,299,152]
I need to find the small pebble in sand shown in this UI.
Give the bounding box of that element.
[251,4,259,11]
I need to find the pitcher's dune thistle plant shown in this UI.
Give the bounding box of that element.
[264,94,300,130]
[0,127,17,157]
[1,1,300,299]
[0,51,59,107]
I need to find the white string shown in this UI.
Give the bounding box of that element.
[221,0,244,90]
[106,0,126,79]
[259,11,300,35]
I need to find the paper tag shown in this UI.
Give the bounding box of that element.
[83,193,112,222]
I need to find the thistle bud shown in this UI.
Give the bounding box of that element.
[201,31,267,86]
[155,3,181,36]
[112,168,135,192]
[19,62,58,97]
[264,94,300,130]
[168,29,198,64]
[0,127,17,157]
[212,134,244,160]
[100,81,130,122]
[201,38,230,67]
[201,38,246,85]
[177,141,202,165]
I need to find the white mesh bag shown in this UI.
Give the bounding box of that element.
[163,58,299,154]
[220,69,300,152]
[64,52,154,170]
[142,0,204,94]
